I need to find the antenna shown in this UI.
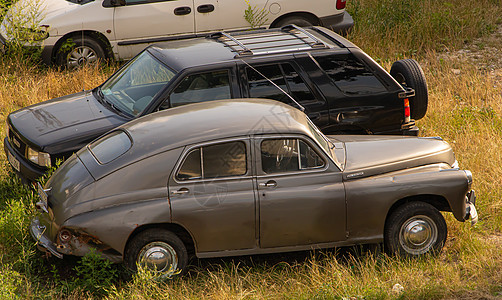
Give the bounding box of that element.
[81,23,85,92]
[241,59,306,112]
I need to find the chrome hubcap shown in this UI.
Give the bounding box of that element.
[67,46,98,68]
[138,242,178,275]
[399,215,437,255]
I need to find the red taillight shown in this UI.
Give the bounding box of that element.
[336,0,346,10]
[404,98,411,122]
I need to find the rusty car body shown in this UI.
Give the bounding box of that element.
[30,99,477,276]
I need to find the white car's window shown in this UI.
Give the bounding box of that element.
[177,141,246,180]
[100,51,176,117]
[261,139,324,174]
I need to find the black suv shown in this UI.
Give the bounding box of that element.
[5,25,428,182]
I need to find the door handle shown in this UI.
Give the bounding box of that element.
[174,6,192,16]
[259,180,277,188]
[171,188,189,195]
[197,4,215,13]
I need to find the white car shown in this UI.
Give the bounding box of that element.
[0,0,353,68]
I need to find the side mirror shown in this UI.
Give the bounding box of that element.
[102,0,126,8]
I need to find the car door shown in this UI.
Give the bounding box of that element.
[168,139,258,253]
[193,0,252,33]
[255,135,346,249]
[241,59,330,128]
[113,0,195,59]
[311,51,403,134]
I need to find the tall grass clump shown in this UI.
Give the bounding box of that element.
[347,0,502,60]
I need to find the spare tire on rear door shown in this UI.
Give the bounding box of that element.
[390,59,428,120]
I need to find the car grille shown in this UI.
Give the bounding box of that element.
[8,127,27,157]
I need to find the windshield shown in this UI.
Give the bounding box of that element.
[100,51,176,117]
[307,120,338,165]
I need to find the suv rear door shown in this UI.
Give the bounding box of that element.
[240,58,330,128]
[311,51,404,134]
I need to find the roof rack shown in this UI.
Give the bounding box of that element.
[208,25,329,57]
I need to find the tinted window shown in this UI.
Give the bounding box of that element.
[315,54,387,95]
[177,141,246,181]
[247,63,315,103]
[261,139,324,174]
[170,70,231,108]
[89,131,131,164]
[247,64,289,102]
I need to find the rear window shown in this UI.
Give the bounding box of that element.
[314,54,387,95]
[88,131,132,164]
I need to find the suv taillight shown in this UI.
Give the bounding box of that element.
[336,0,347,10]
[404,98,411,123]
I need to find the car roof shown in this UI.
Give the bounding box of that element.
[149,26,355,72]
[122,99,313,153]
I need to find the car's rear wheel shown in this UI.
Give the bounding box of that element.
[56,36,106,69]
[384,201,447,257]
[274,15,316,28]
[124,229,188,278]
[390,59,429,120]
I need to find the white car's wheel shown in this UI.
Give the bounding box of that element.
[56,36,106,69]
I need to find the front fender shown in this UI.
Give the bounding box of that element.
[62,197,171,257]
[345,165,470,240]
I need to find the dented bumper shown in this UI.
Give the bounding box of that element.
[30,217,63,259]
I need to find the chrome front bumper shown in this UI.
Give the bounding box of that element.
[29,217,63,259]
[466,190,478,226]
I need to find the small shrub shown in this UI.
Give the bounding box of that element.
[73,249,119,296]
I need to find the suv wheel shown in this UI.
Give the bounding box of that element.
[390,59,429,120]
[56,36,106,69]
[384,201,447,257]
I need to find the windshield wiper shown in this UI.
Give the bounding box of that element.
[95,88,131,118]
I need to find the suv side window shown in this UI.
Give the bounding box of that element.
[246,63,316,104]
[261,138,324,174]
[314,54,387,95]
[177,141,247,180]
[169,70,231,108]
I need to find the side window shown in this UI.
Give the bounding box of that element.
[246,63,315,103]
[125,0,176,5]
[314,54,387,95]
[176,141,247,181]
[261,139,324,174]
[247,64,289,102]
[170,70,231,108]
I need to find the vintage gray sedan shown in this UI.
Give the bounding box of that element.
[30,99,477,276]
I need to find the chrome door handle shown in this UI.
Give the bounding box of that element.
[259,180,277,188]
[171,188,189,195]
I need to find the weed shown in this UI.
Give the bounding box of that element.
[244,0,269,29]
[73,249,119,296]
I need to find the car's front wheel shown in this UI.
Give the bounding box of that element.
[56,36,106,69]
[124,229,188,278]
[390,59,429,120]
[384,201,447,257]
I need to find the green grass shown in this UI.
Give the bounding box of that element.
[1,0,502,298]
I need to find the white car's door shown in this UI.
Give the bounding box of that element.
[193,0,255,33]
[113,0,195,59]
